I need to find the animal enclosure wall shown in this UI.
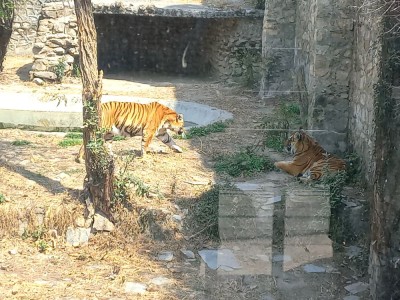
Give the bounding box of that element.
[94,15,211,76]
[23,1,263,83]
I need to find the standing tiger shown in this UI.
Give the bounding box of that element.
[76,101,185,163]
[274,129,346,181]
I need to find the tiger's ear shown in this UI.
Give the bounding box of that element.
[177,114,183,121]
[295,131,302,140]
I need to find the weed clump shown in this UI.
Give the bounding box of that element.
[11,140,31,146]
[214,148,275,177]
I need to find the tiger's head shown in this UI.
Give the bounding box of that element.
[284,129,314,154]
[163,113,185,136]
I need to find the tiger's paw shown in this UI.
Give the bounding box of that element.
[171,145,183,153]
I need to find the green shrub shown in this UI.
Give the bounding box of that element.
[175,121,229,139]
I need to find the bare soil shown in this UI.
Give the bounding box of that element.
[0,56,369,300]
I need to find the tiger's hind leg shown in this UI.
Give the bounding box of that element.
[156,131,183,153]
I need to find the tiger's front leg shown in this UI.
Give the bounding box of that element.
[156,130,183,153]
[274,161,305,177]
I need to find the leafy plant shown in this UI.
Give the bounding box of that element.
[58,132,83,147]
[58,139,82,147]
[320,169,348,209]
[53,58,67,82]
[112,135,126,141]
[175,121,229,139]
[11,140,31,146]
[258,101,302,152]
[65,132,83,139]
[0,194,6,204]
[214,148,275,177]
[72,63,81,78]
[37,240,49,253]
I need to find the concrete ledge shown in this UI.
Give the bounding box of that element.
[0,92,233,131]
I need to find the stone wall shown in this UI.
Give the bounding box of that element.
[259,0,295,99]
[205,18,263,85]
[8,0,42,54]
[260,0,354,154]
[29,1,78,83]
[348,8,382,179]
[26,1,262,82]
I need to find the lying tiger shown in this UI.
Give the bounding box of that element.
[76,101,185,163]
[274,129,346,181]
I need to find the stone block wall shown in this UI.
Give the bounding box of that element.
[348,8,382,179]
[204,18,263,85]
[260,0,354,154]
[29,1,79,82]
[24,1,262,82]
[8,0,42,54]
[259,0,295,99]
[297,0,355,154]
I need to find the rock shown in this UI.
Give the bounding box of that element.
[303,264,326,273]
[157,251,174,262]
[180,249,195,259]
[345,245,362,258]
[344,282,369,294]
[198,249,241,270]
[172,215,182,222]
[150,276,170,285]
[54,47,65,55]
[66,227,91,247]
[92,213,115,232]
[9,249,18,255]
[124,282,147,294]
[343,296,360,300]
[32,71,57,81]
[31,61,48,72]
[33,78,45,86]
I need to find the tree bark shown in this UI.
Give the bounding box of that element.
[74,0,115,219]
[0,0,14,72]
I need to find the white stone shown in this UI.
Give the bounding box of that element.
[9,249,18,255]
[150,276,170,285]
[33,78,45,86]
[124,282,147,294]
[180,249,195,259]
[344,282,369,294]
[93,213,115,232]
[157,251,174,261]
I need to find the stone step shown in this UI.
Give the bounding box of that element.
[219,215,273,240]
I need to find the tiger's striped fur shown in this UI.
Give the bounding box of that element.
[274,129,346,181]
[76,101,184,162]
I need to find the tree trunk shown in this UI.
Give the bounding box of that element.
[74,0,115,219]
[0,0,14,72]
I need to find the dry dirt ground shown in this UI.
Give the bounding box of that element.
[0,56,368,300]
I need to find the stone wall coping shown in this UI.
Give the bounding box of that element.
[91,2,264,18]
